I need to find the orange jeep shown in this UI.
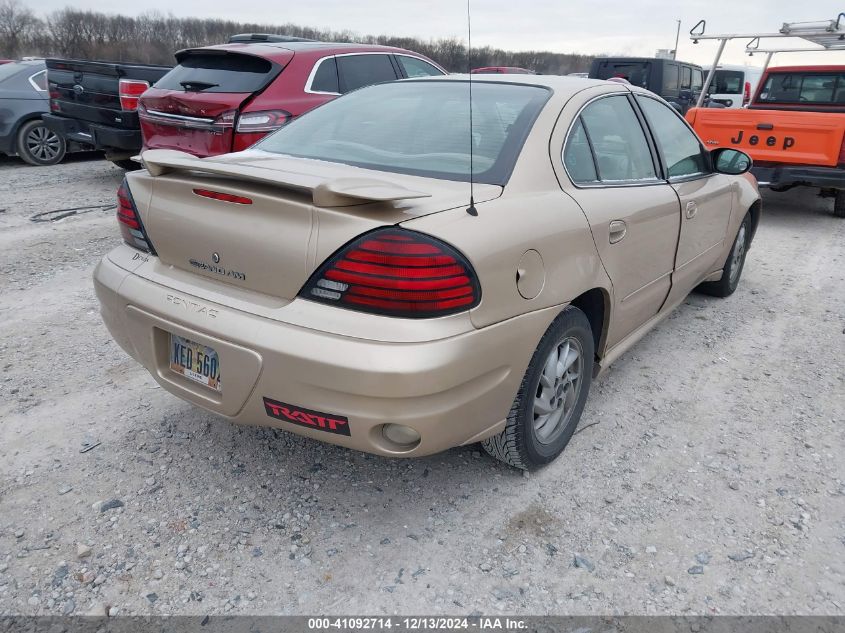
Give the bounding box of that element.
[686,65,845,217]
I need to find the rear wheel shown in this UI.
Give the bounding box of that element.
[482,306,594,470]
[697,213,749,297]
[17,120,66,166]
[834,191,845,218]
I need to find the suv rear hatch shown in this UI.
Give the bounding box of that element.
[139,49,291,157]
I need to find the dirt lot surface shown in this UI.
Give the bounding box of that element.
[0,154,843,617]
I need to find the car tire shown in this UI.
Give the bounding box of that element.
[697,213,750,298]
[110,159,141,171]
[834,191,845,218]
[482,306,594,470]
[16,120,66,166]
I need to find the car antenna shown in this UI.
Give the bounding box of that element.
[465,0,478,217]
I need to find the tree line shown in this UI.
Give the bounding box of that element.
[0,0,593,74]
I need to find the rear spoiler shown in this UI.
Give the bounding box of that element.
[139,149,432,208]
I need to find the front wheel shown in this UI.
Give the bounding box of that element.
[482,306,594,470]
[16,120,66,166]
[697,213,750,297]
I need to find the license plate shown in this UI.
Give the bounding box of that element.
[169,334,221,392]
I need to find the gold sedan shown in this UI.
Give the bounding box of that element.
[94,75,760,469]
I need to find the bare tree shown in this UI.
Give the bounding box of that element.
[10,6,595,73]
[0,0,41,58]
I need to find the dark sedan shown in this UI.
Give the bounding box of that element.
[0,60,66,165]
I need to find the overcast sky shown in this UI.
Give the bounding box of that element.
[26,0,845,67]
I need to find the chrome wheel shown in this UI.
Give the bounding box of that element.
[729,223,747,286]
[533,336,583,445]
[25,125,62,162]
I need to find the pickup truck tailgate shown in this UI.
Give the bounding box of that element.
[687,107,845,167]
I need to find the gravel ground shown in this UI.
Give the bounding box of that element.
[0,153,843,617]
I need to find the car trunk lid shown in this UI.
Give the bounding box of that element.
[139,48,290,157]
[132,149,501,301]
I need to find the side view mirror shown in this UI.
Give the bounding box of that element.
[712,147,752,175]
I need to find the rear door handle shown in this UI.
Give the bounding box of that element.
[685,201,698,219]
[609,220,627,244]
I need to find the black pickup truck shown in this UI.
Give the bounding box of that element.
[42,59,170,169]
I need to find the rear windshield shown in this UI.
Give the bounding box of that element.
[757,72,845,105]
[711,70,744,94]
[0,63,27,84]
[594,62,651,88]
[154,52,275,93]
[255,81,550,185]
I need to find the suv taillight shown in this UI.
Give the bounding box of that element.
[743,81,751,106]
[119,79,150,111]
[117,180,156,254]
[299,228,480,318]
[236,110,291,133]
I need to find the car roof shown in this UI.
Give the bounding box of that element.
[408,73,612,92]
[191,41,425,63]
[594,56,701,67]
[764,65,845,73]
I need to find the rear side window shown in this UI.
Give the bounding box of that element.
[30,70,47,91]
[337,54,398,93]
[638,95,709,179]
[758,72,845,105]
[594,61,651,89]
[576,95,657,183]
[562,118,598,183]
[397,55,443,78]
[310,57,339,93]
[712,70,744,94]
[154,53,275,93]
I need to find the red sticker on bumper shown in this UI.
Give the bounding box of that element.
[262,397,351,436]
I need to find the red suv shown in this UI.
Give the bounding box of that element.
[139,40,446,157]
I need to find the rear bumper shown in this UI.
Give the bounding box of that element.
[752,164,845,190]
[42,113,141,152]
[93,251,558,458]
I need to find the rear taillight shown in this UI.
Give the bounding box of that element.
[49,88,61,112]
[236,110,291,133]
[299,228,480,318]
[743,81,751,106]
[117,180,155,254]
[119,79,150,111]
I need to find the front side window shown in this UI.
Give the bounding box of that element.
[576,95,657,183]
[337,54,398,93]
[692,69,703,91]
[397,56,443,78]
[638,95,709,179]
[663,64,679,94]
[681,66,692,90]
[256,81,550,185]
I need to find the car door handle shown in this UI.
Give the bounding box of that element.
[685,201,698,219]
[609,220,627,244]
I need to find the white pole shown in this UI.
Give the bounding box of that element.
[697,38,727,108]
